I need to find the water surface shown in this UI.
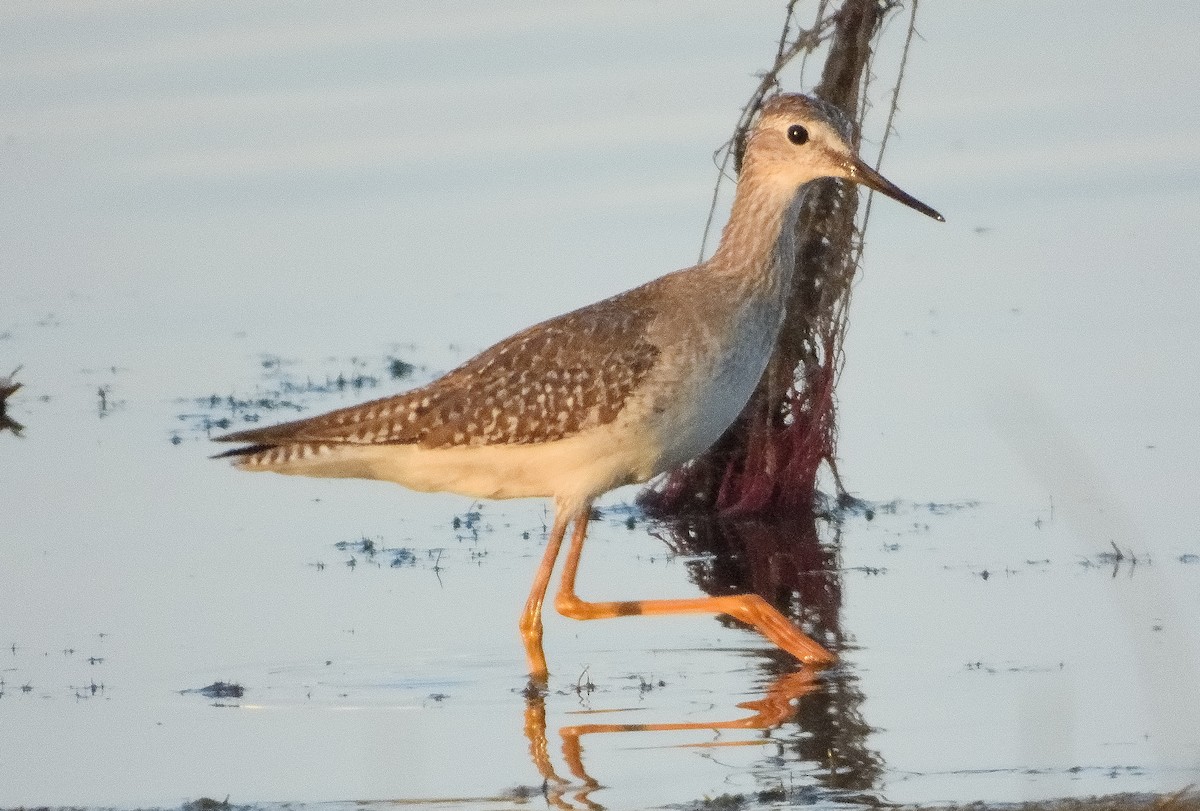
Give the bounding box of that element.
[2,2,1199,808]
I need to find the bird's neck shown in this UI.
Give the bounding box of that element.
[708,168,813,301]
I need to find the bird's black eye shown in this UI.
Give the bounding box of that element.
[787,124,809,145]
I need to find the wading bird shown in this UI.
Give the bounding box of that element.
[215,93,943,678]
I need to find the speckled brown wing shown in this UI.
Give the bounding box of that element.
[215,288,661,451]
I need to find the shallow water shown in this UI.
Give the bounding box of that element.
[3,2,1200,808]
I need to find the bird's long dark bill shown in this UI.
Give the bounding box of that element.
[848,157,944,222]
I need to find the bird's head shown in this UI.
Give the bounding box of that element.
[744,93,943,222]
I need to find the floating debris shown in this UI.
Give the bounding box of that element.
[182,681,245,699]
[1081,541,1150,576]
[0,365,20,399]
[388,357,416,380]
[0,365,23,435]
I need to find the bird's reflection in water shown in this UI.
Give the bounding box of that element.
[522,512,882,810]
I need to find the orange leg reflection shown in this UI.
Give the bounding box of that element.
[523,668,821,810]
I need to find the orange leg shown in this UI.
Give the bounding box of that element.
[553,514,836,667]
[520,510,571,681]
